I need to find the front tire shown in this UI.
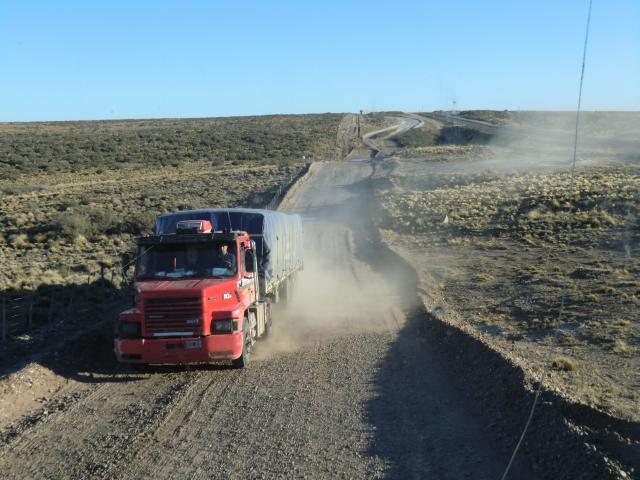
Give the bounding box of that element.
[132,363,151,373]
[232,318,251,369]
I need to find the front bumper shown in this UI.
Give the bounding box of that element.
[114,333,243,364]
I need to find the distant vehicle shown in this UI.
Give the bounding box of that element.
[114,208,303,368]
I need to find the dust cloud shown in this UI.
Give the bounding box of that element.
[255,239,398,361]
[255,168,412,361]
[431,112,639,178]
[487,111,640,171]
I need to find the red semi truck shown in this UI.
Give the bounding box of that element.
[114,208,303,368]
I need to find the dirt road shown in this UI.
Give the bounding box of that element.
[362,113,423,154]
[7,123,600,478]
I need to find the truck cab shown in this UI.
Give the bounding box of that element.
[114,219,270,368]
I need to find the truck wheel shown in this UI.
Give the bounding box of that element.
[232,319,251,369]
[263,303,272,337]
[280,280,289,307]
[132,363,150,373]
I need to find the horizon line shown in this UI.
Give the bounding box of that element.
[1,108,640,124]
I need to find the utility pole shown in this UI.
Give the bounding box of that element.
[452,99,457,127]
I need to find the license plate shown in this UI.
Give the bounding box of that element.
[185,340,202,349]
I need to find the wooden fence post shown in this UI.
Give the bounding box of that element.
[27,297,33,329]
[86,273,91,307]
[1,297,6,341]
[48,292,55,323]
[110,269,115,298]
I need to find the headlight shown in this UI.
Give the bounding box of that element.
[118,321,141,339]
[211,318,237,334]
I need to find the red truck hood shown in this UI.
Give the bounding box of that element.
[136,278,241,306]
[136,278,234,292]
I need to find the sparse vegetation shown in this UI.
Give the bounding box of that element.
[361,112,398,132]
[395,127,440,148]
[380,162,640,348]
[0,114,341,179]
[0,114,342,292]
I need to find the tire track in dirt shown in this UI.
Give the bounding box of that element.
[110,336,391,479]
[98,368,243,479]
[0,370,198,479]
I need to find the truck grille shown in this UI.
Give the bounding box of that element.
[143,297,202,336]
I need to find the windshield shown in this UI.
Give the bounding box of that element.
[136,241,237,280]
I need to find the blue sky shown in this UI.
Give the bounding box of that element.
[1,0,638,121]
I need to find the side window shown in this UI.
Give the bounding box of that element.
[240,246,245,272]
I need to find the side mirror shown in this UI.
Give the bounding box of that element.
[245,250,255,273]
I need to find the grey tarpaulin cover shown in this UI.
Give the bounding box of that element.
[154,208,303,289]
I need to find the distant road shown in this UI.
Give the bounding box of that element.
[362,113,423,154]
[424,111,499,135]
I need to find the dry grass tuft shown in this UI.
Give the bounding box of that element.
[610,339,630,354]
[552,356,577,372]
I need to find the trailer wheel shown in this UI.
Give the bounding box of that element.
[232,318,251,369]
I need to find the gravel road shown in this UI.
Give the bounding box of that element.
[1,153,540,479]
[361,113,423,154]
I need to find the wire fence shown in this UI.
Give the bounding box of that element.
[264,162,311,210]
[0,264,132,343]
